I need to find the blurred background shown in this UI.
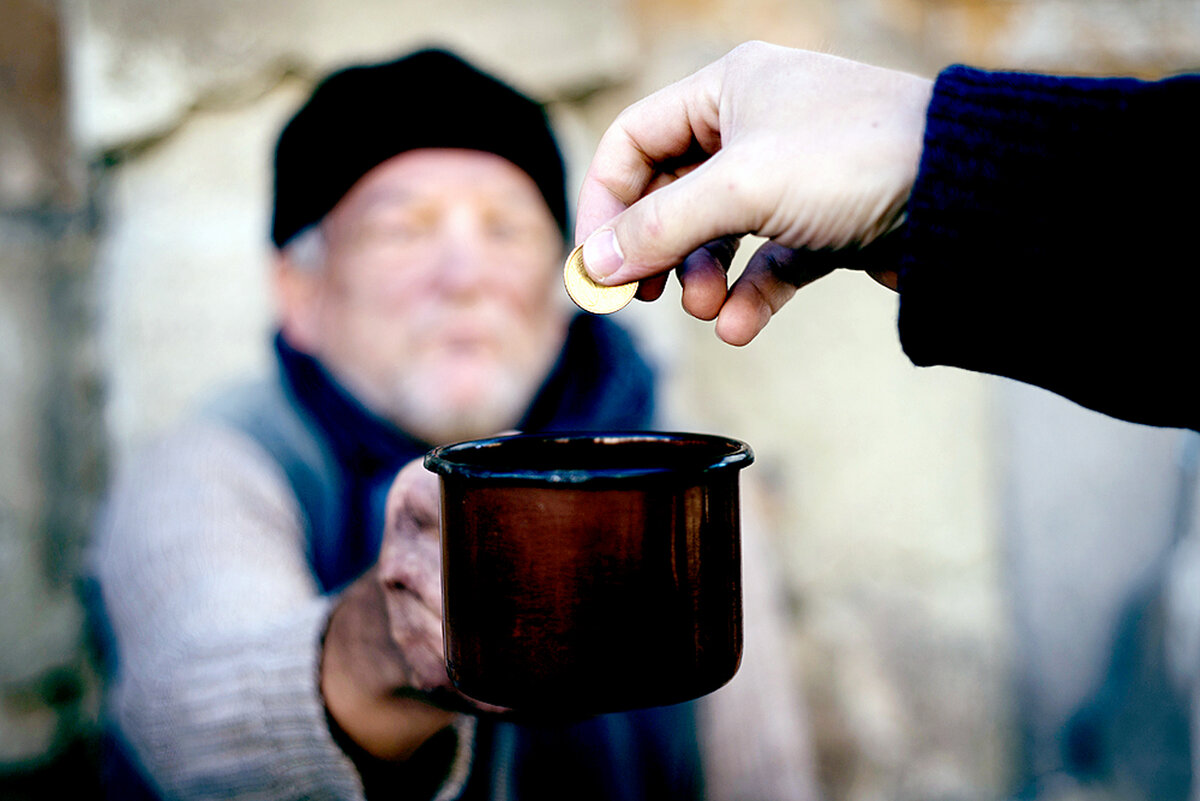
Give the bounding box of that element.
[1,0,1198,799]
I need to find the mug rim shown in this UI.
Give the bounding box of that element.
[424,430,753,485]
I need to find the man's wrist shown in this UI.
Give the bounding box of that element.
[320,574,456,761]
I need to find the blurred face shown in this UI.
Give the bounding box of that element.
[277,149,570,444]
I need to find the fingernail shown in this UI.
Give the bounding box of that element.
[582,228,624,282]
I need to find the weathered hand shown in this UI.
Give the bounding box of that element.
[575,40,932,345]
[377,458,510,716]
[377,458,449,693]
[320,459,461,761]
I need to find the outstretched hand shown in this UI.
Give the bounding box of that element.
[322,458,508,762]
[574,41,932,345]
[376,459,452,694]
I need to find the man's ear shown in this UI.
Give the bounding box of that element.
[272,251,323,354]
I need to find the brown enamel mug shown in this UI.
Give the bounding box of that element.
[424,431,753,717]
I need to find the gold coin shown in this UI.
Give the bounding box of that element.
[563,243,638,314]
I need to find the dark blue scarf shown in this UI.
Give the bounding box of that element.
[275,311,657,593]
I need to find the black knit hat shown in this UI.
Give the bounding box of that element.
[271,48,568,248]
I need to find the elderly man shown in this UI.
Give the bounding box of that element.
[91,48,815,800]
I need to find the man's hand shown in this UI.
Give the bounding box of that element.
[320,459,455,761]
[574,40,932,346]
[376,459,451,693]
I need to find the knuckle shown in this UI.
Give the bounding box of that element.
[625,196,668,261]
[729,40,767,60]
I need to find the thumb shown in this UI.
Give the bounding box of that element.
[580,152,760,286]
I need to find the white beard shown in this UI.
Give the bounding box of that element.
[377,346,557,446]
[324,297,570,447]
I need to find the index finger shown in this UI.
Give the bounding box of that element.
[573,61,724,244]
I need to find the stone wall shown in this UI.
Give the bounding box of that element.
[0,0,103,796]
[1,0,1197,799]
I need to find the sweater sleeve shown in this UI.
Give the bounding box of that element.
[93,420,366,800]
[896,65,1200,431]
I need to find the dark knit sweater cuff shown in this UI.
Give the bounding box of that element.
[896,64,1200,429]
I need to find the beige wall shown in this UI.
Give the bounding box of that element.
[2,0,1197,797]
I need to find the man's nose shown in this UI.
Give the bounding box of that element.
[431,212,490,293]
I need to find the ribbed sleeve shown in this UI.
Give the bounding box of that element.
[94,421,365,800]
[898,65,1200,431]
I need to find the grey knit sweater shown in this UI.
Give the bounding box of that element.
[92,415,816,800]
